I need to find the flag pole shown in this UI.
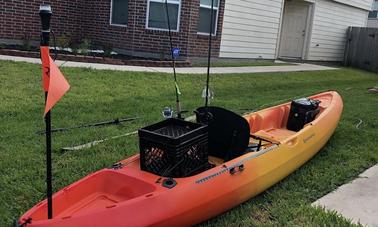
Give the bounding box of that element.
[39,4,53,219]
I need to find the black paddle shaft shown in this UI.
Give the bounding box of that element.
[36,117,139,135]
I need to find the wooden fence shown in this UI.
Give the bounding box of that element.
[344,27,378,73]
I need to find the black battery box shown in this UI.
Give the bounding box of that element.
[287,98,321,132]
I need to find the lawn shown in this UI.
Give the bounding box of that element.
[0,60,377,226]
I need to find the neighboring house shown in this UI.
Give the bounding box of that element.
[367,0,378,27]
[220,0,373,61]
[0,0,373,61]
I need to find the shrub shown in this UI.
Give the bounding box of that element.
[21,33,32,51]
[103,43,113,57]
[56,34,71,50]
[79,39,91,56]
[70,43,79,55]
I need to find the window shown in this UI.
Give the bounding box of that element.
[110,0,129,26]
[198,0,219,35]
[146,0,181,31]
[369,1,378,19]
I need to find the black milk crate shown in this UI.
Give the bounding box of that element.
[139,118,208,178]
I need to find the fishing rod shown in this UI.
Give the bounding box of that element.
[36,116,139,134]
[164,0,182,119]
[205,0,215,109]
[62,113,196,151]
[61,131,138,151]
[196,0,216,123]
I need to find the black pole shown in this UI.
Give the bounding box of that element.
[205,0,215,108]
[39,4,53,219]
[44,103,53,220]
[164,0,182,119]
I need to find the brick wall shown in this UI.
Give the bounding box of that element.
[0,0,224,59]
[186,0,225,58]
[0,0,83,43]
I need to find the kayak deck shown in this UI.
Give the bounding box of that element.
[30,170,157,220]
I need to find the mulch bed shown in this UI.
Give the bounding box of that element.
[0,49,191,67]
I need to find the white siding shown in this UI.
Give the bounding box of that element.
[332,0,373,11]
[307,0,369,61]
[219,0,284,59]
[219,0,372,60]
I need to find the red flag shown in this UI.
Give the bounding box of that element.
[41,46,50,91]
[40,47,70,116]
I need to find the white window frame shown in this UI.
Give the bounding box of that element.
[197,0,220,36]
[146,0,181,32]
[110,0,129,27]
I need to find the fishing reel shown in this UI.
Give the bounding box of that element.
[162,107,188,120]
[202,87,214,104]
[162,107,174,119]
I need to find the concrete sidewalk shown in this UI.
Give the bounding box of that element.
[0,54,338,74]
[313,165,378,227]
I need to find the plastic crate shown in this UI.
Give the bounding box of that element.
[139,118,208,178]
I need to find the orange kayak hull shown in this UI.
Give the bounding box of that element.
[19,91,343,227]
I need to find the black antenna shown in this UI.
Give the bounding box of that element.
[164,0,182,119]
[39,4,53,219]
[205,0,215,108]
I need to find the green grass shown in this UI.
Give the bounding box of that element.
[190,60,293,67]
[0,60,377,226]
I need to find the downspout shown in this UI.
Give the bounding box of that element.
[131,0,137,56]
[185,0,195,59]
[303,2,315,60]
[275,0,285,59]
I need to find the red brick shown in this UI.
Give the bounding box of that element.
[0,0,224,58]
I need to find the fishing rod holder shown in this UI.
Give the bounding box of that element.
[138,118,209,178]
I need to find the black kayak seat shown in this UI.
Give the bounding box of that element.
[195,106,250,161]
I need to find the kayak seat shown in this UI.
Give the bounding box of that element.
[195,106,250,161]
[247,114,263,133]
[246,106,290,133]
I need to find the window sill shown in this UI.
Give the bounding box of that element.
[197,32,217,37]
[145,27,180,33]
[110,23,128,28]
